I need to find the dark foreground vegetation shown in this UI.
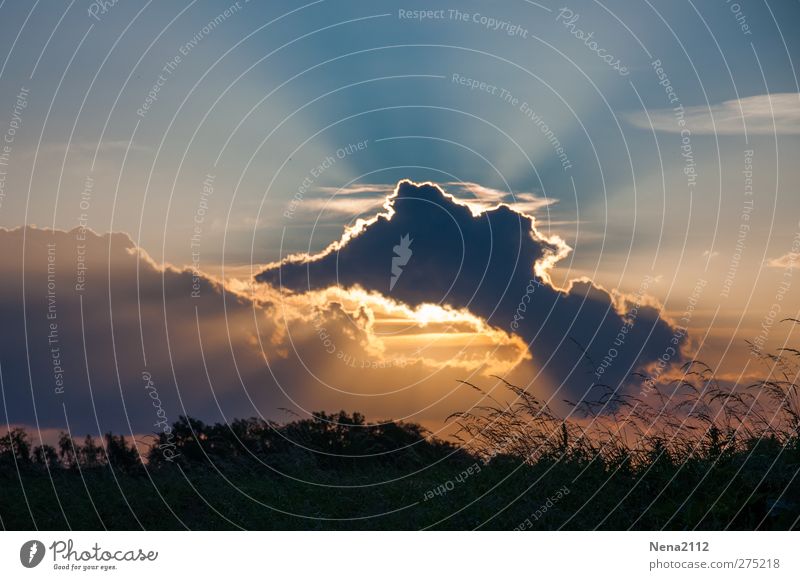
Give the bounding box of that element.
[2,351,799,530]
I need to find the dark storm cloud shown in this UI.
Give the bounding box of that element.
[257,180,684,399]
[0,226,292,436]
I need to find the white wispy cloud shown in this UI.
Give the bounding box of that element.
[627,93,800,135]
[299,182,557,218]
[445,181,508,202]
[315,183,396,195]
[766,252,798,269]
[504,192,558,214]
[443,182,557,215]
[301,196,387,216]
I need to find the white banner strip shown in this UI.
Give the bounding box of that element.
[1,531,798,578]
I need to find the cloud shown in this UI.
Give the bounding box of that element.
[0,226,526,436]
[257,180,684,400]
[299,196,387,216]
[295,181,556,220]
[766,251,798,269]
[315,184,397,196]
[243,282,530,377]
[627,93,800,135]
[0,226,282,436]
[441,182,557,215]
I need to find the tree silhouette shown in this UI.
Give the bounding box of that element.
[32,444,59,468]
[0,428,31,465]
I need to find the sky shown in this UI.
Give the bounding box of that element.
[0,0,798,440]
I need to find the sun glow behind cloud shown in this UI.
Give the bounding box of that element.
[236,280,532,377]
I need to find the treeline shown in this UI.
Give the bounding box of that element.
[1,428,140,471]
[0,411,462,473]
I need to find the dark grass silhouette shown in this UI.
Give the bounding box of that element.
[1,347,799,530]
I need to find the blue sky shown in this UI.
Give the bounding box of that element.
[1,1,798,270]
